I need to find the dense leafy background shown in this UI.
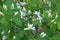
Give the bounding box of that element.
[0,0,60,40]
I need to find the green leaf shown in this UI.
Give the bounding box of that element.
[32,20,40,26]
[50,34,60,40]
[26,0,42,11]
[36,32,41,40]
[0,17,9,26]
[0,16,10,31]
[12,17,23,27]
[58,22,60,30]
[25,31,35,40]
[50,0,60,9]
[5,0,12,10]
[15,29,24,40]
[48,22,57,33]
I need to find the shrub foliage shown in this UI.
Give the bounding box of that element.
[0,0,60,40]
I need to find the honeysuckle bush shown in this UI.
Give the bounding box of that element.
[0,0,60,40]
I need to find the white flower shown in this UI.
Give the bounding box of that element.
[14,11,18,16]
[13,36,16,39]
[2,36,7,40]
[51,19,55,22]
[16,2,19,6]
[24,23,36,30]
[46,10,51,17]
[34,11,40,15]
[28,10,32,14]
[22,7,26,11]
[0,11,4,16]
[20,10,25,19]
[17,5,21,9]
[20,11,25,16]
[3,4,7,11]
[1,31,5,35]
[32,19,35,21]
[31,27,36,30]
[16,2,21,9]
[54,22,56,24]
[37,15,42,20]
[24,28,29,30]
[48,12,51,17]
[40,32,46,38]
[37,15,42,23]
[2,0,4,2]
[8,30,11,33]
[55,13,58,19]
[20,2,26,6]
[28,23,33,29]
[11,3,15,9]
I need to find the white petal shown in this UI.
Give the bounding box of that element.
[28,10,32,14]
[0,11,4,15]
[17,5,21,9]
[24,28,29,30]
[8,30,11,33]
[31,27,36,30]
[34,11,40,15]
[40,32,45,36]
[28,23,33,28]
[41,33,46,38]
[55,13,58,19]
[20,2,26,5]
[14,11,18,16]
[16,2,19,6]
[22,7,26,11]
[3,4,7,11]
[1,31,5,35]
[13,36,16,39]
[11,3,15,9]
[2,0,4,2]
[40,32,46,38]
[2,36,7,40]
[51,19,55,22]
